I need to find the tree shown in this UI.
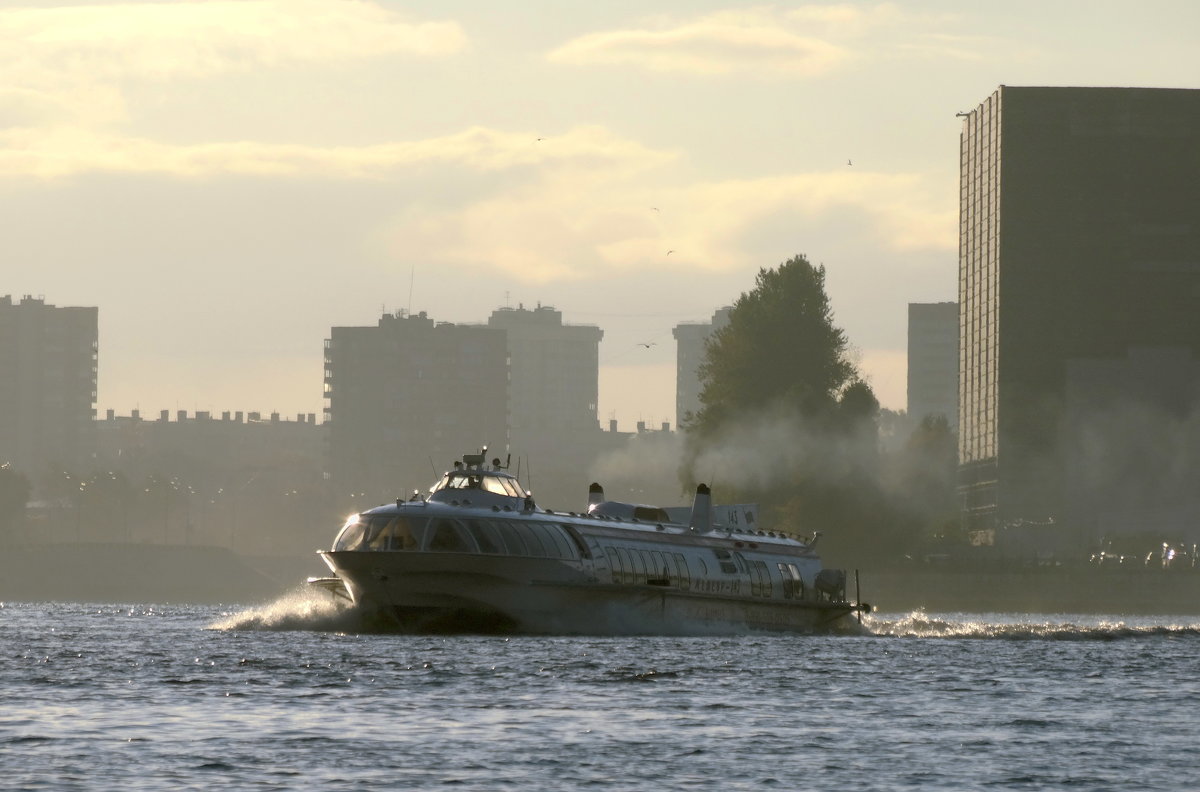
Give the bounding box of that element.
[0,463,32,540]
[886,414,959,539]
[679,255,904,562]
[687,254,859,437]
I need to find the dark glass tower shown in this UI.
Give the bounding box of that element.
[958,86,1200,539]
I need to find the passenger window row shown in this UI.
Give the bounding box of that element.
[603,546,691,589]
[334,513,579,560]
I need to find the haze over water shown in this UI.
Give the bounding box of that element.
[5,595,1200,791]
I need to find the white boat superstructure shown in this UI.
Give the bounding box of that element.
[315,451,870,634]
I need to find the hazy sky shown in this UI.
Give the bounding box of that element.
[3,1,1196,428]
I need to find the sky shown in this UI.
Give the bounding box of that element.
[2,0,1197,429]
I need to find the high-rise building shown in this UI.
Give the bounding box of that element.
[486,304,603,438]
[324,311,508,506]
[907,302,959,428]
[484,304,605,506]
[0,295,98,476]
[958,86,1200,540]
[672,307,730,427]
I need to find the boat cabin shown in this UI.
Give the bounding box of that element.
[425,453,532,510]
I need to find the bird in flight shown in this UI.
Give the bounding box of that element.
[651,207,660,212]
[847,159,853,166]
[638,342,656,348]
[667,249,674,256]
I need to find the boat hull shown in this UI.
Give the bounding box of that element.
[320,550,864,635]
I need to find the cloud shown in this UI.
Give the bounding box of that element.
[0,0,466,127]
[547,4,981,76]
[0,1,465,78]
[0,108,952,286]
[0,124,673,180]
[547,9,852,76]
[384,164,955,284]
[786,3,903,29]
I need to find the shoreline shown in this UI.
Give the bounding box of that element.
[4,541,1199,615]
[857,564,1200,615]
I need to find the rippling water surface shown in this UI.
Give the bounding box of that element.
[4,591,1200,791]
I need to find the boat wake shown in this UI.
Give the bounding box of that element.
[866,610,1200,640]
[208,586,364,632]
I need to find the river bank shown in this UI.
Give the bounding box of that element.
[858,563,1200,615]
[0,542,324,604]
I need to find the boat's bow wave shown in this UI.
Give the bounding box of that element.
[867,610,1200,640]
[208,586,362,632]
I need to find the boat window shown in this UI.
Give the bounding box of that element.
[604,546,623,583]
[559,524,592,559]
[445,473,484,490]
[757,561,773,597]
[482,476,521,497]
[465,519,504,554]
[616,547,636,584]
[777,562,803,599]
[672,554,690,589]
[435,471,523,498]
[530,525,556,556]
[366,516,395,550]
[541,524,578,559]
[495,521,528,556]
[363,515,423,551]
[519,523,548,557]
[649,551,668,581]
[632,506,670,522]
[713,548,738,575]
[393,517,422,550]
[332,516,367,551]
[747,559,771,597]
[528,523,568,559]
[787,563,804,598]
[427,519,477,553]
[625,548,646,584]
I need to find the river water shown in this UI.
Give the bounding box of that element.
[4,591,1199,791]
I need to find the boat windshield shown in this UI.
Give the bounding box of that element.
[432,471,525,498]
[332,514,426,551]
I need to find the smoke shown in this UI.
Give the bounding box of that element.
[587,432,689,505]
[685,401,884,495]
[1064,398,1200,541]
[590,400,912,506]
[584,403,873,506]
